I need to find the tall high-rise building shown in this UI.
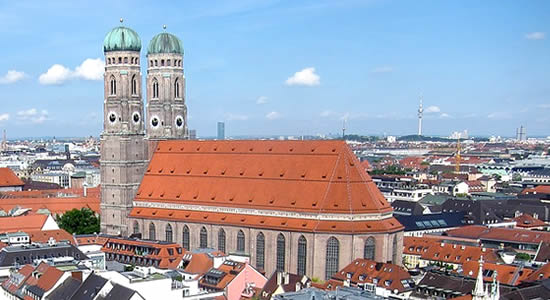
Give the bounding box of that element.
[516,125,527,141]
[217,122,225,140]
[418,96,423,136]
[100,21,148,236]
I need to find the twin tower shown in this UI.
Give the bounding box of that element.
[100,22,188,235]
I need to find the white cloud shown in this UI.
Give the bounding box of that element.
[285,67,320,86]
[525,32,545,40]
[256,96,268,104]
[425,105,441,113]
[39,58,105,85]
[16,108,49,124]
[487,112,511,120]
[73,58,105,80]
[265,111,281,120]
[439,113,452,118]
[538,104,550,109]
[0,113,9,121]
[39,64,72,85]
[0,70,26,84]
[225,113,248,121]
[371,66,394,73]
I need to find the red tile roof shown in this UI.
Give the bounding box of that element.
[102,237,183,269]
[0,215,49,232]
[182,252,213,274]
[526,262,550,282]
[403,236,500,266]
[131,140,402,234]
[460,261,532,286]
[521,185,550,195]
[0,196,99,215]
[331,258,413,293]
[26,229,76,245]
[0,168,24,187]
[446,225,550,245]
[513,214,547,229]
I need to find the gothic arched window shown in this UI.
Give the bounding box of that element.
[131,75,137,95]
[110,76,116,96]
[325,237,339,280]
[152,79,159,99]
[256,232,265,270]
[133,221,139,235]
[175,78,180,98]
[182,225,190,250]
[297,235,307,276]
[165,224,173,242]
[218,229,226,253]
[200,227,208,248]
[276,233,286,271]
[149,223,156,240]
[237,230,245,252]
[364,237,375,260]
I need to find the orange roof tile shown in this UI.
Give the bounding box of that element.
[0,168,24,187]
[460,261,533,286]
[526,262,550,282]
[331,259,413,293]
[130,208,402,234]
[131,140,403,234]
[513,214,548,229]
[446,225,550,245]
[183,253,214,274]
[0,215,49,232]
[0,196,99,215]
[26,229,76,245]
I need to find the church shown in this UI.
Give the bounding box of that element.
[99,22,404,280]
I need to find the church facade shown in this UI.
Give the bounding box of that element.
[99,23,403,280]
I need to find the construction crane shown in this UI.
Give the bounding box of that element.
[455,138,461,174]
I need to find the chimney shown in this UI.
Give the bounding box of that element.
[277,272,283,285]
[83,184,88,197]
[284,272,290,285]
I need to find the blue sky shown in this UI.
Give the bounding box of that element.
[0,0,549,138]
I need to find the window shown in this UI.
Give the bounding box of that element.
[161,59,165,66]
[276,233,285,271]
[325,237,339,280]
[152,79,159,98]
[297,235,307,275]
[109,76,116,95]
[237,230,245,252]
[175,78,180,98]
[200,227,208,248]
[218,229,226,253]
[256,232,265,270]
[182,225,190,250]
[133,222,139,234]
[131,75,137,95]
[149,223,156,240]
[165,224,173,242]
[364,237,375,260]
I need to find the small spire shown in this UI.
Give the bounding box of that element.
[120,18,124,24]
[163,24,167,31]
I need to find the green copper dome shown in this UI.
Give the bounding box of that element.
[103,26,142,52]
[148,32,184,55]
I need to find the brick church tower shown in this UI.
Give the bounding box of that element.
[100,21,148,235]
[146,27,188,156]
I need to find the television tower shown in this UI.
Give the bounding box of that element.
[418,95,423,136]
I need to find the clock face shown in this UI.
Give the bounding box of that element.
[133,112,140,124]
[109,112,117,124]
[175,116,184,128]
[151,117,159,128]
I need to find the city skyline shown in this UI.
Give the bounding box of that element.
[0,0,549,138]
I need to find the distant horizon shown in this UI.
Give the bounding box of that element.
[0,1,549,137]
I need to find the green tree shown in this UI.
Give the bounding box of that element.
[58,208,100,234]
[515,253,531,261]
